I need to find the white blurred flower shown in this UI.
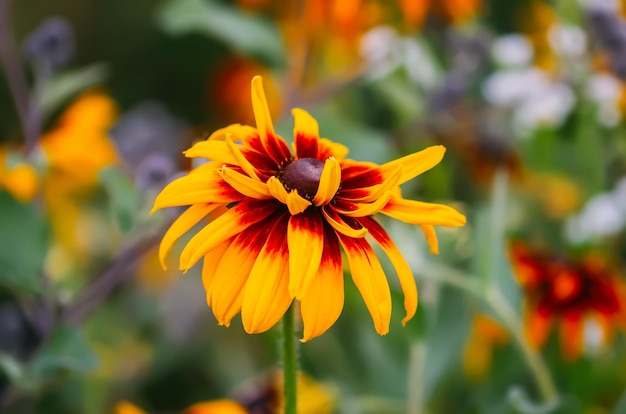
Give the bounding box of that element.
[483,67,575,136]
[400,38,440,89]
[548,24,587,58]
[579,0,619,11]
[482,67,549,106]
[583,318,605,355]
[565,189,626,243]
[585,73,624,127]
[513,83,575,132]
[491,34,534,67]
[360,25,398,67]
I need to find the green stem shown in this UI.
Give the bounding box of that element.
[416,264,558,405]
[486,288,559,404]
[282,305,297,414]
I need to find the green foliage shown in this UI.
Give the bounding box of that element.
[0,193,47,295]
[157,0,284,66]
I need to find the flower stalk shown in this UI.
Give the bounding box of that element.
[282,304,298,414]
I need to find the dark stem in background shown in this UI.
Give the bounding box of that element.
[0,0,39,152]
[61,224,167,325]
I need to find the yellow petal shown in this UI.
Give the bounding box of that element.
[340,165,401,203]
[358,216,417,326]
[288,210,324,299]
[183,140,237,164]
[292,108,320,159]
[179,200,279,271]
[313,157,341,206]
[322,206,367,238]
[241,214,292,333]
[381,196,466,226]
[267,176,289,203]
[319,138,349,161]
[300,225,344,342]
[251,76,276,142]
[420,224,439,255]
[269,176,313,214]
[333,191,391,217]
[338,234,391,335]
[251,76,292,167]
[225,133,260,181]
[208,224,270,326]
[207,123,258,144]
[159,203,219,269]
[219,165,271,199]
[202,240,232,308]
[286,190,312,215]
[379,145,446,185]
[151,168,239,212]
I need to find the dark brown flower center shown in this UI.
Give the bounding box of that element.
[279,158,324,200]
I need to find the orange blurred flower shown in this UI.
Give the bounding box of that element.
[39,92,121,275]
[40,91,118,194]
[517,0,557,71]
[112,401,147,414]
[510,241,626,360]
[462,314,509,381]
[0,145,39,202]
[524,172,582,219]
[185,400,248,414]
[208,57,282,126]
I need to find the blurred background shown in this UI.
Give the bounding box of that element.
[1,0,626,413]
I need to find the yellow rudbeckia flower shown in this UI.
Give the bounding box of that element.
[152,76,466,341]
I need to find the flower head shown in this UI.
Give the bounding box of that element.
[510,241,626,360]
[152,76,466,341]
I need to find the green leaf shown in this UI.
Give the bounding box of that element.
[39,63,110,118]
[613,390,626,414]
[0,192,47,295]
[28,325,98,378]
[157,0,284,66]
[422,286,471,401]
[0,352,25,385]
[99,167,141,234]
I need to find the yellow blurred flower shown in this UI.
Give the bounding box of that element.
[462,314,509,381]
[273,372,336,414]
[0,145,39,202]
[524,172,581,219]
[517,0,557,71]
[40,91,118,194]
[38,91,121,277]
[135,246,179,293]
[185,400,248,414]
[112,401,147,414]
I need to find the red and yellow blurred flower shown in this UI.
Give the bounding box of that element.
[152,76,465,341]
[510,241,626,360]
